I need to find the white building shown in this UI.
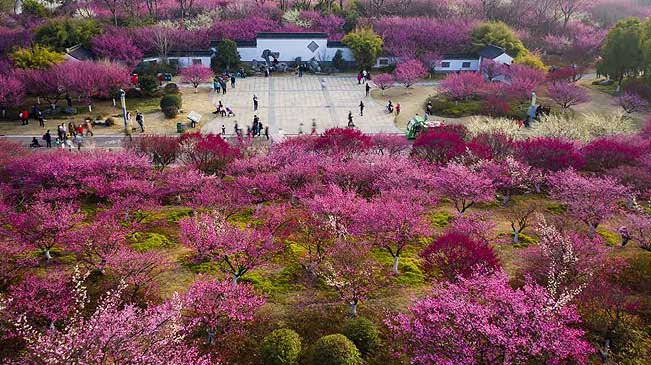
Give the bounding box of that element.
[374,45,513,72]
[141,50,213,68]
[213,32,355,64]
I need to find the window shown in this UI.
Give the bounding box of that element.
[307,41,319,52]
[192,59,203,65]
[378,58,389,65]
[441,61,450,68]
[462,62,471,68]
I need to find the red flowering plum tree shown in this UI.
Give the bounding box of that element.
[516,137,584,171]
[420,229,499,281]
[580,137,644,172]
[387,271,593,365]
[179,132,240,175]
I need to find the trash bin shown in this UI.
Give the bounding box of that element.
[164,73,173,82]
[176,122,185,133]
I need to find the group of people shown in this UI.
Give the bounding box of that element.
[20,105,47,127]
[32,119,94,150]
[227,116,269,139]
[357,70,372,84]
[214,73,235,95]
[213,101,235,117]
[387,100,401,115]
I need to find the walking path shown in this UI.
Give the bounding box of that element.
[201,75,400,136]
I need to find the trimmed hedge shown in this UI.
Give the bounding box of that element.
[308,334,362,365]
[261,328,302,365]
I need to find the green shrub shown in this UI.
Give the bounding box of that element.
[261,328,302,365]
[139,75,160,96]
[332,49,346,70]
[163,83,180,95]
[426,96,483,117]
[22,0,47,17]
[308,334,362,365]
[597,229,620,246]
[131,232,172,252]
[431,211,454,227]
[160,94,182,118]
[342,317,380,356]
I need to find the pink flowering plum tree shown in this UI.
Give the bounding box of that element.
[440,71,486,101]
[387,271,593,365]
[8,269,212,365]
[104,248,171,303]
[181,64,213,92]
[179,211,278,283]
[15,201,84,260]
[6,272,75,329]
[478,156,532,205]
[90,34,143,68]
[625,213,651,250]
[615,92,649,114]
[547,82,590,110]
[183,276,265,346]
[548,169,629,234]
[0,74,24,111]
[59,61,131,112]
[394,59,428,88]
[354,197,430,275]
[480,58,506,81]
[431,163,496,213]
[316,239,382,317]
[372,73,395,95]
[503,64,546,101]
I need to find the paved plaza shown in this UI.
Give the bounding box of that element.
[201,75,400,137]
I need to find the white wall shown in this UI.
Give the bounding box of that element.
[492,53,514,65]
[142,56,212,68]
[237,38,354,63]
[437,59,480,72]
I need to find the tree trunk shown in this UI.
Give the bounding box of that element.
[45,248,52,260]
[501,195,510,206]
[88,104,92,112]
[513,230,520,244]
[392,255,399,275]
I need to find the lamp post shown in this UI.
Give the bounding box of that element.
[119,89,131,139]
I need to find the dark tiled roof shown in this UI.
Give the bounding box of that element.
[478,45,507,59]
[66,45,94,61]
[441,53,479,60]
[143,50,213,58]
[326,40,345,47]
[235,40,257,47]
[256,32,328,39]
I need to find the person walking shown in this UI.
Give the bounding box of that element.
[84,119,94,136]
[68,122,76,137]
[37,110,44,127]
[365,83,371,97]
[221,124,226,136]
[298,123,304,135]
[252,115,259,137]
[74,133,83,151]
[348,111,354,127]
[362,70,368,82]
[311,120,317,135]
[395,103,401,116]
[43,130,52,148]
[76,124,84,136]
[253,95,259,111]
[221,80,227,95]
[231,75,236,88]
[359,101,365,116]
[57,123,65,140]
[234,122,240,136]
[426,100,433,115]
[19,110,29,125]
[136,112,145,132]
[357,71,362,84]
[298,64,303,77]
[264,126,269,140]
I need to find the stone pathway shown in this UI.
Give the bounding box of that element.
[201,75,400,136]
